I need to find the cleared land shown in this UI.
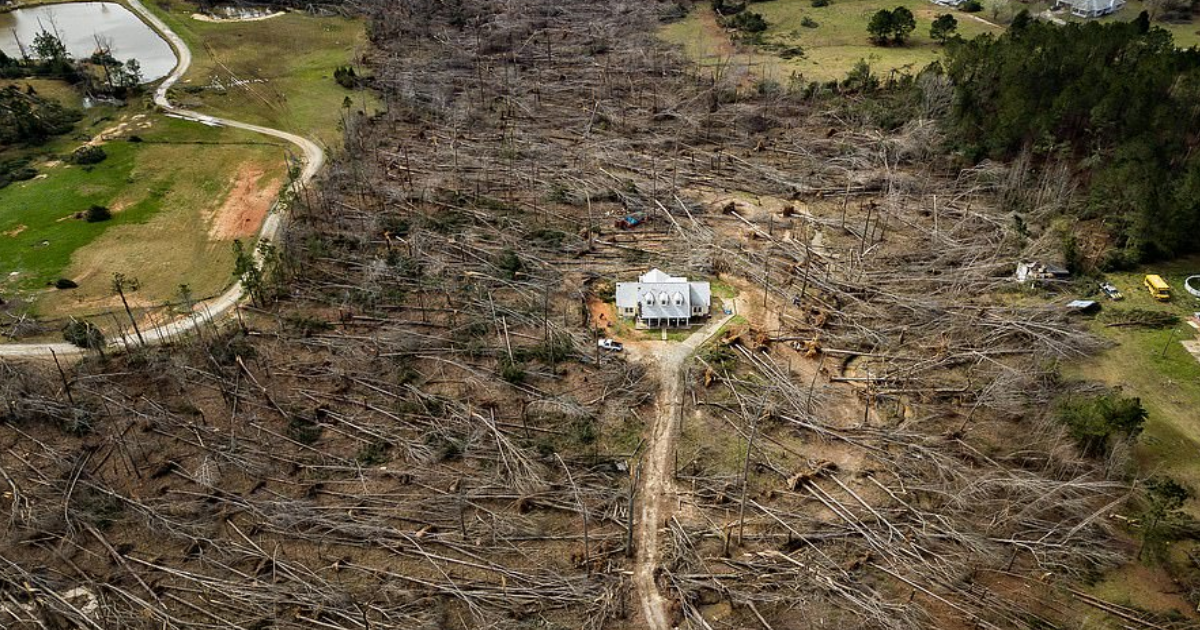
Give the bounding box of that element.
[1068,259,1200,512]
[1,0,367,329]
[662,0,1002,82]
[0,100,285,311]
[146,1,377,147]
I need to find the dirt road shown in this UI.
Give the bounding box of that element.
[0,0,325,359]
[629,300,740,630]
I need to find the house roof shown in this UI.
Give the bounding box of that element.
[1065,0,1122,11]
[615,269,712,318]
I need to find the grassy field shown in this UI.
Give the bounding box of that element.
[1066,259,1200,508]
[1,0,372,325]
[145,0,377,148]
[0,107,286,316]
[662,0,1003,83]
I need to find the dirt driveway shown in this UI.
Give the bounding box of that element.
[627,297,741,630]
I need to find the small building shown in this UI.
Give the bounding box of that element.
[615,269,711,329]
[1055,0,1125,18]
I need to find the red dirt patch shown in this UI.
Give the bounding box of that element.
[697,9,735,57]
[209,166,282,241]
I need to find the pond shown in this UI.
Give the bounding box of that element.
[0,2,177,83]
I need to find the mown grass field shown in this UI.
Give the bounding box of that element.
[146,0,377,147]
[0,108,285,315]
[2,0,372,325]
[1066,259,1200,509]
[1074,259,1200,621]
[662,0,1003,83]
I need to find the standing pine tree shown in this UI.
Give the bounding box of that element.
[930,14,958,44]
[867,9,895,45]
[890,7,916,44]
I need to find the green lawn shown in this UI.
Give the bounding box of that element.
[1,0,369,323]
[145,0,377,147]
[662,0,1003,82]
[0,111,286,316]
[1067,259,1200,511]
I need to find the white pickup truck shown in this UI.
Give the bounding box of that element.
[597,338,624,352]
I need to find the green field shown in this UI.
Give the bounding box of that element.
[0,108,285,315]
[1,0,373,324]
[1066,259,1200,510]
[662,0,1003,83]
[146,0,377,147]
[1072,259,1200,621]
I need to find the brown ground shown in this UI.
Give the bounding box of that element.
[208,166,281,241]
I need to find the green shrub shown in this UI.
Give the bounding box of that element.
[726,11,768,33]
[287,416,323,445]
[801,16,819,28]
[285,314,334,337]
[496,248,524,279]
[70,145,107,165]
[700,345,738,375]
[1139,476,1191,561]
[812,0,830,6]
[356,441,392,466]
[85,204,111,223]
[334,65,359,89]
[960,0,983,11]
[1055,393,1147,457]
[500,359,526,384]
[571,418,598,445]
[62,319,104,351]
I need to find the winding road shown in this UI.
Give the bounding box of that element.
[629,300,741,630]
[0,0,325,359]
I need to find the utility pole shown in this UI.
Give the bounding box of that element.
[1160,328,1180,358]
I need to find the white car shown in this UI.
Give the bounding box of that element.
[598,338,624,352]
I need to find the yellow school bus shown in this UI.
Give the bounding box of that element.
[1144,274,1171,301]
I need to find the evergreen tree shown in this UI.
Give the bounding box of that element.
[930,14,958,44]
[32,29,67,61]
[867,9,895,44]
[890,7,915,44]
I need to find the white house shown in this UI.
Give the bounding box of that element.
[1056,0,1125,17]
[615,269,711,329]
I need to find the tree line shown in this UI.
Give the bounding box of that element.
[943,13,1200,262]
[0,29,143,96]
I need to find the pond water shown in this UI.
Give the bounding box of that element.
[0,2,176,83]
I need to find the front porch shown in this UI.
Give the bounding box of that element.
[635,317,693,330]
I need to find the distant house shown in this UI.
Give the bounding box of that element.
[615,269,711,329]
[1055,0,1125,18]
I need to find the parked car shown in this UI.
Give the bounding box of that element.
[598,338,623,352]
[1099,282,1123,301]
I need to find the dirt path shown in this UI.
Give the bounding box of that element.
[629,299,741,630]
